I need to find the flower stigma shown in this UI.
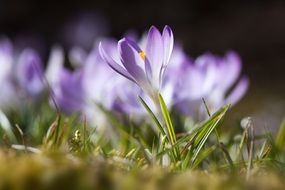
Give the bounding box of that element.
[139,51,146,61]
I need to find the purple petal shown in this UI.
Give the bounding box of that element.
[0,38,13,83]
[180,65,206,99]
[225,77,249,105]
[219,51,242,91]
[99,42,135,83]
[59,69,84,100]
[118,39,147,85]
[46,45,64,87]
[82,47,121,109]
[162,25,174,66]
[144,57,153,83]
[145,26,164,85]
[54,69,85,114]
[195,54,217,94]
[124,38,142,53]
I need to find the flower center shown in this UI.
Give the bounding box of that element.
[139,51,145,61]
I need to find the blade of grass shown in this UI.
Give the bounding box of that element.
[276,118,285,150]
[218,142,235,171]
[191,104,230,167]
[158,94,180,161]
[202,98,211,117]
[202,98,221,144]
[236,128,247,162]
[191,146,216,169]
[158,94,176,145]
[246,121,254,180]
[0,110,16,143]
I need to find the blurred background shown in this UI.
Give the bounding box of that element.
[1,0,285,132]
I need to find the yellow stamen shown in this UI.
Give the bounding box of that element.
[139,51,146,61]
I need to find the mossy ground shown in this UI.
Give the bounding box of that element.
[0,149,284,190]
[1,103,285,189]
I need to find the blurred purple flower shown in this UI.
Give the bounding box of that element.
[81,44,129,128]
[174,51,249,117]
[0,38,13,81]
[48,42,123,127]
[0,37,45,110]
[45,45,84,114]
[209,52,249,105]
[99,25,174,100]
[16,49,44,96]
[82,45,122,110]
[0,38,17,110]
[53,69,86,114]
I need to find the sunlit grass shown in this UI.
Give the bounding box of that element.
[0,95,285,189]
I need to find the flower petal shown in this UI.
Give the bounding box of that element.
[46,45,64,87]
[54,69,85,114]
[195,54,217,94]
[225,77,249,105]
[99,42,135,83]
[118,38,147,85]
[17,49,44,96]
[162,25,174,66]
[145,26,164,86]
[0,38,13,83]
[219,51,242,91]
[144,57,153,83]
[124,38,142,53]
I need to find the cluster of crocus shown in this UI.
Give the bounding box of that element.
[99,26,249,120]
[0,25,249,128]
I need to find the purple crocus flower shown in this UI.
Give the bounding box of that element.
[174,51,249,117]
[206,52,249,109]
[84,52,122,107]
[0,38,18,110]
[99,25,174,100]
[48,42,123,128]
[0,38,13,84]
[0,37,45,110]
[45,45,85,114]
[98,32,177,116]
[52,68,86,114]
